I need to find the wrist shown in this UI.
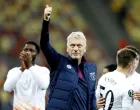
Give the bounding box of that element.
[26,64,33,69]
[44,16,50,21]
[20,67,26,72]
[26,66,32,69]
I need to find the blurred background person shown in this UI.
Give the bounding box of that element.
[4,41,50,110]
[103,64,117,74]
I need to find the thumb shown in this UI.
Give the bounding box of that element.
[46,5,49,8]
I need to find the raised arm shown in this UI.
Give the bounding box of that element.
[4,68,22,92]
[40,5,61,69]
[29,66,50,90]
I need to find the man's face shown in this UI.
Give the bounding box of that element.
[22,44,37,61]
[67,37,86,60]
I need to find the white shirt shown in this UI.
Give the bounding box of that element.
[4,65,50,110]
[127,71,140,110]
[96,70,133,110]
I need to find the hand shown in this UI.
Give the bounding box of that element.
[19,52,32,69]
[133,92,140,101]
[97,97,105,109]
[20,60,26,72]
[44,5,52,21]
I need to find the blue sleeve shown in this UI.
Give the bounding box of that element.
[40,20,61,69]
[91,65,97,110]
[91,91,97,110]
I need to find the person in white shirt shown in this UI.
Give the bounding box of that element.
[4,41,50,110]
[125,45,140,110]
[96,48,137,110]
[97,45,140,110]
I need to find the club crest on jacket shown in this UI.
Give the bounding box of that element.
[90,72,96,81]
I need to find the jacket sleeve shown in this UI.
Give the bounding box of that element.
[40,20,61,69]
[91,90,97,110]
[4,68,22,92]
[29,66,50,90]
[91,65,97,110]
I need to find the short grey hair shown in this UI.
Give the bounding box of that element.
[67,31,87,46]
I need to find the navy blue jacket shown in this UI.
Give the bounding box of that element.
[40,20,97,110]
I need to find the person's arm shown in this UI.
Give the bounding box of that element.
[91,91,97,110]
[40,5,61,69]
[28,66,50,90]
[4,68,22,92]
[90,65,97,110]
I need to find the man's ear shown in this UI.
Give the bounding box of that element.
[35,52,39,57]
[127,61,134,69]
[127,62,132,68]
[66,47,68,53]
[84,48,86,53]
[84,45,87,53]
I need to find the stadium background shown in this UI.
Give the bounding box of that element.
[0,0,140,109]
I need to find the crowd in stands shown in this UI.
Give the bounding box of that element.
[109,0,140,49]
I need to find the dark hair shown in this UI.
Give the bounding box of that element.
[125,45,140,55]
[117,48,137,68]
[24,41,40,54]
[104,64,117,72]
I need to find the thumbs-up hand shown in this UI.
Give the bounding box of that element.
[44,5,52,21]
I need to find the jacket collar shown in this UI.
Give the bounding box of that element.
[67,55,86,65]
